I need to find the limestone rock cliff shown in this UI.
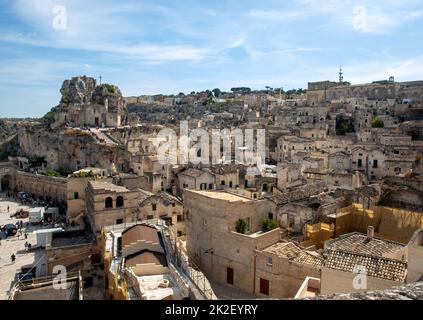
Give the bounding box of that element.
[60,76,97,104]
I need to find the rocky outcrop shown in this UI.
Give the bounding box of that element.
[60,76,97,104]
[91,84,125,112]
[45,76,129,128]
[0,134,19,160]
[0,119,18,143]
[307,281,423,300]
[58,76,125,112]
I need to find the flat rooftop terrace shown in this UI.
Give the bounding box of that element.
[189,190,252,202]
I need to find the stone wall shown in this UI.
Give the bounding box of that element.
[15,171,67,203]
[320,267,401,296]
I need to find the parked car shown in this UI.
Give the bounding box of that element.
[1,224,18,237]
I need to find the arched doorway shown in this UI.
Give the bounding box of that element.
[1,175,12,191]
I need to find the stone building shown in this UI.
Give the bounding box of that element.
[138,189,184,234]
[85,180,139,233]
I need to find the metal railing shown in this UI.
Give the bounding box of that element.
[142,219,216,300]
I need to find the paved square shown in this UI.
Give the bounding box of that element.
[0,193,46,300]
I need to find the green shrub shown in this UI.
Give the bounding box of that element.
[235,219,247,234]
[262,218,278,232]
[73,170,95,178]
[28,155,45,167]
[105,84,116,94]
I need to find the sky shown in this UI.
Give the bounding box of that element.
[0,0,422,118]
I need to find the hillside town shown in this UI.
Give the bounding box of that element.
[0,71,422,300]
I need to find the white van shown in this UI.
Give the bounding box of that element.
[28,207,45,224]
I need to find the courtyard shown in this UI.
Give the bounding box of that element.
[0,192,48,299]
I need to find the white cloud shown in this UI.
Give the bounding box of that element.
[248,0,423,34]
[7,0,210,62]
[248,9,307,21]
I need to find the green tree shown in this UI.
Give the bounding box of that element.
[212,88,221,98]
[372,117,384,128]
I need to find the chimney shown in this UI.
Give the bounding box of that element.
[367,226,374,240]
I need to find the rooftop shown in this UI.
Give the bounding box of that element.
[179,168,210,178]
[324,232,405,257]
[263,242,302,258]
[189,190,252,202]
[51,229,95,248]
[125,249,167,268]
[324,250,407,282]
[89,180,130,193]
[136,274,182,300]
[122,224,162,248]
[292,251,325,269]
[263,242,324,269]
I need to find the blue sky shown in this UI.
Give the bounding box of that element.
[0,0,422,118]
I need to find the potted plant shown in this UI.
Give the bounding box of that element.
[262,218,278,232]
[235,219,247,234]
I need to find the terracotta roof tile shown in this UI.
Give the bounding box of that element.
[324,250,407,282]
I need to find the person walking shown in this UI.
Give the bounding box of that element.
[7,206,9,213]
[11,254,16,264]
[24,242,28,252]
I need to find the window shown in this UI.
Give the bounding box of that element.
[268,212,273,220]
[116,196,124,208]
[152,203,157,211]
[172,203,175,207]
[84,277,93,289]
[105,197,113,208]
[203,217,207,226]
[373,160,378,168]
[208,183,213,189]
[147,215,154,219]
[266,257,273,267]
[116,218,123,225]
[227,268,234,285]
[358,159,362,167]
[221,180,225,185]
[74,192,79,200]
[260,278,269,295]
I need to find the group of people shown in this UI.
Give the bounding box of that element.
[24,241,32,251]
[15,221,27,239]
